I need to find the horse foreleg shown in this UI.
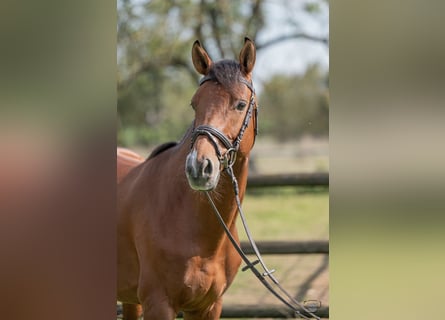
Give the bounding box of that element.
[141,299,176,320]
[182,299,223,320]
[122,303,142,320]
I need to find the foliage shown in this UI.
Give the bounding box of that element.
[259,64,329,140]
[117,67,195,145]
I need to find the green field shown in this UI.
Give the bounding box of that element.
[241,187,329,240]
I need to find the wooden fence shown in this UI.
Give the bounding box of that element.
[247,172,328,188]
[233,173,329,318]
[225,240,329,318]
[240,240,328,255]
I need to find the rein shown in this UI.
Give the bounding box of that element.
[192,76,322,319]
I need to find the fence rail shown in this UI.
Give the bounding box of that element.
[240,240,328,255]
[247,172,329,188]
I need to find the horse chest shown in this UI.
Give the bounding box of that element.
[180,258,226,307]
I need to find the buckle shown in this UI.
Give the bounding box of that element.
[220,148,237,169]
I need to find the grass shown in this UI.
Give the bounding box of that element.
[240,187,329,241]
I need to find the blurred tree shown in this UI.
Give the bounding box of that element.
[117,0,328,146]
[259,64,329,140]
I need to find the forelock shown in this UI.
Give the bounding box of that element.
[207,60,244,95]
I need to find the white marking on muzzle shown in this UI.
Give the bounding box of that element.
[185,149,198,179]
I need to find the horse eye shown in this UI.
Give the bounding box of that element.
[236,102,247,111]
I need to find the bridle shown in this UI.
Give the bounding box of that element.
[190,74,258,170]
[189,75,322,319]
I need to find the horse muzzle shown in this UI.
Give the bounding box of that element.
[185,149,220,191]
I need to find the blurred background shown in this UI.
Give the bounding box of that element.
[117,0,329,318]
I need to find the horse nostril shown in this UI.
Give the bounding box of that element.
[202,158,213,177]
[186,163,194,177]
[185,153,198,179]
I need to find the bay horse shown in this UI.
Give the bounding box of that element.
[117,147,145,183]
[117,37,258,320]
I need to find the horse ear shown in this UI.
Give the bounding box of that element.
[192,40,213,75]
[239,37,256,75]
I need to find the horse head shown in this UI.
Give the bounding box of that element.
[185,38,257,191]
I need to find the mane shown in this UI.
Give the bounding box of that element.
[147,124,193,161]
[206,60,244,96]
[147,141,178,160]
